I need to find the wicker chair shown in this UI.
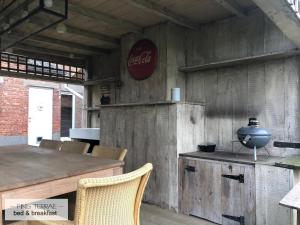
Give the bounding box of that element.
[39,139,63,151]
[25,163,153,225]
[92,145,128,161]
[60,141,90,154]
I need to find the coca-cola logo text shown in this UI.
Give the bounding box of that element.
[127,39,157,80]
[127,50,152,67]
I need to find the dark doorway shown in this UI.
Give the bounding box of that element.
[61,95,73,137]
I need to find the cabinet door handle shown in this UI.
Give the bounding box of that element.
[185,166,195,172]
[222,174,244,183]
[222,214,245,225]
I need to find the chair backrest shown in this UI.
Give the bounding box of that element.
[60,141,90,154]
[74,163,153,225]
[92,145,128,161]
[39,139,62,151]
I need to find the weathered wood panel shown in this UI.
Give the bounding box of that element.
[202,71,219,146]
[283,57,300,155]
[217,68,233,151]
[100,103,204,210]
[186,9,296,66]
[221,163,255,225]
[177,104,205,154]
[179,158,222,224]
[166,23,186,101]
[255,165,294,225]
[179,157,255,225]
[231,66,248,153]
[186,56,300,156]
[116,23,167,104]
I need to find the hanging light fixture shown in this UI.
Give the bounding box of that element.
[0,0,68,51]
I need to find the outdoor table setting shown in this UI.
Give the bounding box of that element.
[0,144,124,225]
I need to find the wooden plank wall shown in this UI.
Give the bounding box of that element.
[166,23,186,101]
[255,165,294,225]
[100,103,204,210]
[116,23,168,104]
[185,9,300,156]
[89,51,120,80]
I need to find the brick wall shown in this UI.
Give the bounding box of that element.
[0,76,83,144]
[53,88,61,134]
[0,77,29,136]
[0,77,65,137]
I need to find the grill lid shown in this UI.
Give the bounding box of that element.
[237,118,272,149]
[237,126,271,137]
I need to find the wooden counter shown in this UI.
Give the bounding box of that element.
[179,151,298,225]
[179,151,283,166]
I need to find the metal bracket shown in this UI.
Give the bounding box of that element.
[185,166,195,172]
[222,174,244,183]
[222,214,245,225]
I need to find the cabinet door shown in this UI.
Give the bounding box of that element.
[179,158,222,224]
[221,163,255,225]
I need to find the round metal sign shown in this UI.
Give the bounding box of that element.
[127,39,158,80]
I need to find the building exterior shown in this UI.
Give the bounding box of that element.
[0,76,83,146]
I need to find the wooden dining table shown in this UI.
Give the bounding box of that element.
[0,144,124,225]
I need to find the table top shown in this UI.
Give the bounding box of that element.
[280,182,300,210]
[0,145,124,192]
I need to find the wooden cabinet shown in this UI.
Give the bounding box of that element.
[179,157,255,225]
[179,154,297,225]
[179,158,222,223]
[221,163,255,225]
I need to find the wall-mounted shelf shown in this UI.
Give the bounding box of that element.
[83,107,100,111]
[95,101,205,108]
[84,76,117,86]
[179,49,300,73]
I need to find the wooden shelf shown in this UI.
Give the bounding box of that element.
[84,77,117,86]
[95,101,205,108]
[179,49,300,73]
[83,107,100,111]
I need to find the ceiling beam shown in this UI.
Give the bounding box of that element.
[29,20,120,48]
[126,0,200,30]
[12,49,86,67]
[13,43,87,59]
[64,25,120,48]
[69,3,143,33]
[0,70,84,84]
[252,0,300,48]
[214,0,246,18]
[28,35,109,55]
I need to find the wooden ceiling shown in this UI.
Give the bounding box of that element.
[11,0,257,65]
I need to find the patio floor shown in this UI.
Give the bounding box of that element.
[5,203,214,225]
[141,204,214,225]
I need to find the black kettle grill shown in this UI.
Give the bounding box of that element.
[237,118,272,161]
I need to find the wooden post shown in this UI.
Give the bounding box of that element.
[0,194,3,225]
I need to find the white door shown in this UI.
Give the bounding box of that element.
[28,87,53,146]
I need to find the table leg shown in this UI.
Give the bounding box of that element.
[298,210,300,225]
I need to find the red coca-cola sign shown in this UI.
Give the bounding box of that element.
[127,39,158,80]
